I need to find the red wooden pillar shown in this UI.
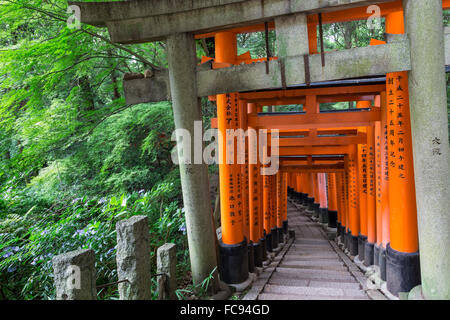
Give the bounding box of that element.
[347,145,360,256]
[216,32,247,284]
[327,173,338,229]
[385,11,420,295]
[247,103,263,267]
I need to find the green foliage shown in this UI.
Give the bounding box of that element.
[0,0,449,301]
[237,31,276,59]
[0,0,185,300]
[0,179,189,300]
[322,19,385,51]
[175,267,217,300]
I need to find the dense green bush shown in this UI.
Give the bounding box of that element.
[0,176,189,300]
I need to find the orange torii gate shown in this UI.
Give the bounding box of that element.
[210,81,384,270]
[74,0,450,299]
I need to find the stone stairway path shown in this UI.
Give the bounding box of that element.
[243,201,372,300]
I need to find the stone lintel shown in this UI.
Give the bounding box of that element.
[124,38,411,105]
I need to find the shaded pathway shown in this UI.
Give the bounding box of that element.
[243,201,375,300]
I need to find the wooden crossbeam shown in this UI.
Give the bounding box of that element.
[249,95,376,106]
[280,156,344,162]
[280,163,345,173]
[281,160,343,165]
[249,108,381,130]
[239,84,385,100]
[272,132,367,147]
[279,146,350,156]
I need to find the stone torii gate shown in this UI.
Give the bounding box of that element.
[71,0,450,299]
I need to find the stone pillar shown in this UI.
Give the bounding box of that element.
[275,13,309,58]
[157,243,177,300]
[116,216,151,300]
[403,0,450,299]
[52,249,97,300]
[166,33,219,292]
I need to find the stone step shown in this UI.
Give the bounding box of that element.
[288,247,334,253]
[263,284,367,298]
[274,268,355,282]
[283,254,339,260]
[280,261,344,269]
[294,239,330,245]
[269,274,361,290]
[278,263,348,272]
[280,258,345,268]
[258,293,369,300]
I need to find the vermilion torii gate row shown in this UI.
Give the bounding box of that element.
[209,76,390,282]
[206,7,443,295]
[73,0,450,299]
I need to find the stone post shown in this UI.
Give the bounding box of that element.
[403,0,450,299]
[116,215,152,300]
[166,33,219,292]
[52,249,97,300]
[157,243,177,300]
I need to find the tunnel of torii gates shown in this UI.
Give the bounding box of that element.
[73,0,450,299]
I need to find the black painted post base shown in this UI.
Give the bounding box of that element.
[319,208,328,224]
[374,244,380,266]
[344,230,350,250]
[282,220,289,236]
[261,237,267,261]
[253,240,263,268]
[336,221,341,237]
[219,239,249,284]
[277,227,285,244]
[349,232,359,256]
[313,203,320,219]
[287,187,293,196]
[339,225,346,244]
[271,227,279,250]
[379,246,387,281]
[358,234,367,262]
[300,193,306,205]
[328,210,337,228]
[247,241,255,274]
[364,241,375,267]
[265,233,273,253]
[295,192,301,203]
[386,244,421,296]
[288,229,295,239]
[307,197,315,212]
